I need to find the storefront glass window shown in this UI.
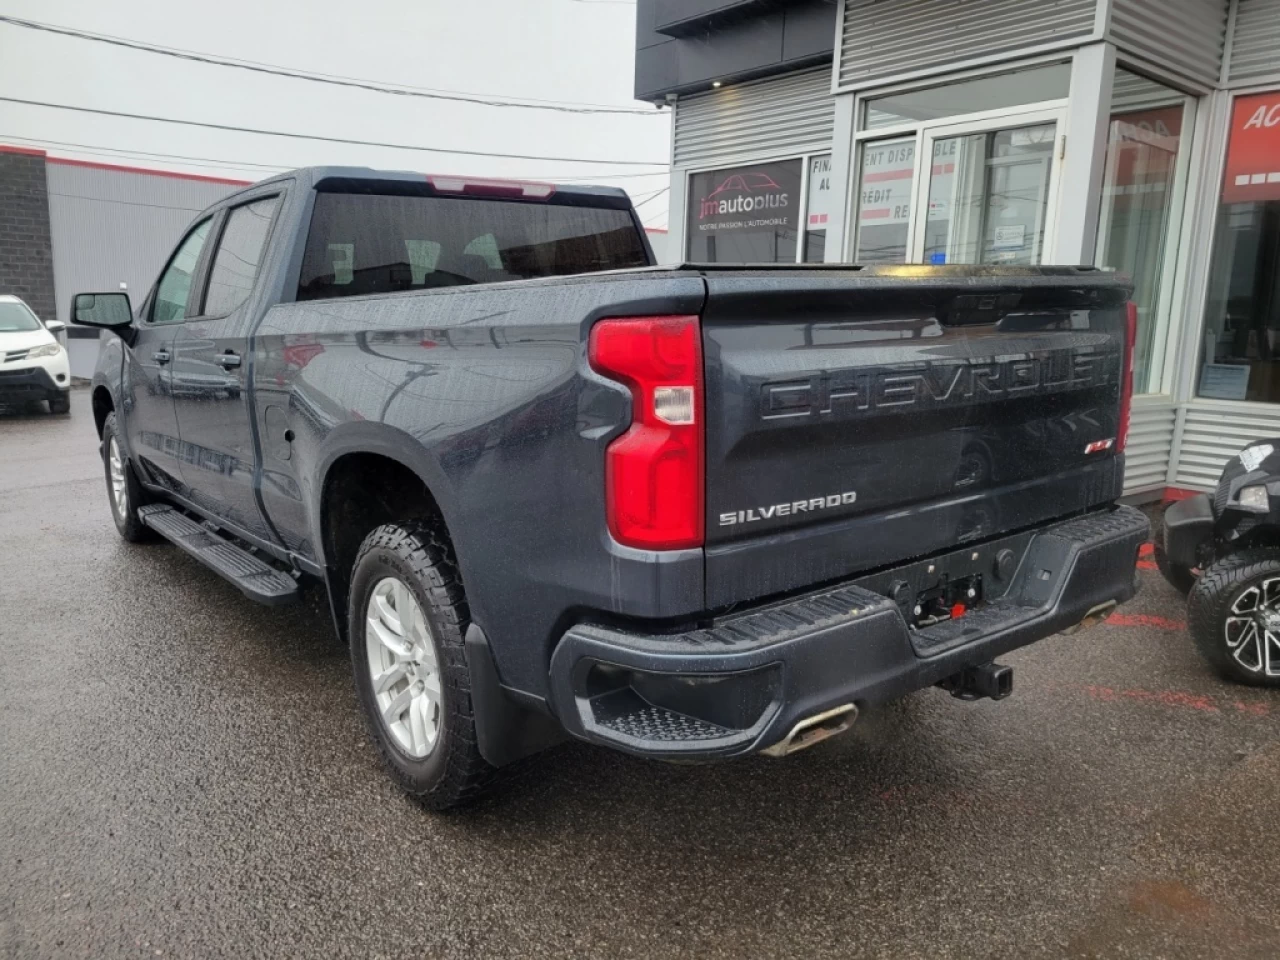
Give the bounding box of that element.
[1198,91,1280,403]
[803,154,831,263]
[1096,70,1190,394]
[864,63,1070,131]
[685,159,802,262]
[923,123,1056,266]
[853,138,915,263]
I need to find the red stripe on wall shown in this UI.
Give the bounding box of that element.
[0,144,48,158]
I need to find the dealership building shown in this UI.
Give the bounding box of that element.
[638,0,1280,498]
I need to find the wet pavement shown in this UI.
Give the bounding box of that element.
[2,388,1278,960]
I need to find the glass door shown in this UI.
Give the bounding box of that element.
[909,109,1066,266]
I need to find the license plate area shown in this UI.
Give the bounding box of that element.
[851,527,1041,629]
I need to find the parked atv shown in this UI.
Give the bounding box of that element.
[1162,440,1280,687]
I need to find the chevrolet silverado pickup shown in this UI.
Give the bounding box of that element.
[75,166,1148,809]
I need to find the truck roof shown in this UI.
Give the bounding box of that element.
[226,166,633,205]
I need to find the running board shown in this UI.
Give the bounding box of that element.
[137,504,300,606]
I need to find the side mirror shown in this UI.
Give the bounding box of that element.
[45,319,66,334]
[72,292,133,330]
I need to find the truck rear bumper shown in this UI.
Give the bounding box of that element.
[547,505,1149,759]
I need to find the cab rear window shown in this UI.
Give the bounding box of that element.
[296,192,649,301]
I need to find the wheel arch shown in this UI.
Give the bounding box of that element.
[91,384,115,439]
[312,423,461,641]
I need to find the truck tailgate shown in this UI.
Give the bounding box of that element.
[700,266,1132,608]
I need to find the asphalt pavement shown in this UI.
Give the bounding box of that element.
[2,388,1278,960]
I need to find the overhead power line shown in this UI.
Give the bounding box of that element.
[0,15,661,117]
[632,186,670,209]
[0,97,670,167]
[0,133,673,182]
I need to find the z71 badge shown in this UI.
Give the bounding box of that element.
[719,491,857,527]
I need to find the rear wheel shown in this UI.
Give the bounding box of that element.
[101,413,155,543]
[1153,539,1196,595]
[1187,550,1280,687]
[348,522,497,810]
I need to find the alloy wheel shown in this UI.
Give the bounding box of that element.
[365,577,443,758]
[1224,577,1280,676]
[108,437,128,519]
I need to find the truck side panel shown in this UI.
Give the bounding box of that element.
[250,272,706,701]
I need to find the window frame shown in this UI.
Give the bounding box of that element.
[1092,71,1198,396]
[199,192,283,321]
[682,154,830,264]
[845,53,1075,265]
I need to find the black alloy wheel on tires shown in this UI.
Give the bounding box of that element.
[1187,550,1280,687]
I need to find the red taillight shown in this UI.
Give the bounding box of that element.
[1118,300,1138,453]
[589,315,704,550]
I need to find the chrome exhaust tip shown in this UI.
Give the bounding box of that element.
[759,703,858,758]
[1061,600,1118,635]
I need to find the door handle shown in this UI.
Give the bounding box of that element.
[216,352,242,370]
[152,350,171,364]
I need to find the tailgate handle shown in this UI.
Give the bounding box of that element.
[941,293,1023,326]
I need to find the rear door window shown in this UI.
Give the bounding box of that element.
[204,196,280,317]
[296,192,649,301]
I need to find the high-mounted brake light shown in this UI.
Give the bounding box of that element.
[1118,301,1137,453]
[589,315,704,550]
[426,175,556,200]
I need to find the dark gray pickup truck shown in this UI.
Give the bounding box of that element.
[76,166,1148,809]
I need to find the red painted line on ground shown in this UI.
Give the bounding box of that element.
[1106,612,1186,630]
[1233,700,1270,717]
[1136,560,1157,571]
[1082,684,1219,712]
[1139,542,1154,557]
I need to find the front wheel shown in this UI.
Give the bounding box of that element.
[1153,540,1196,595]
[48,393,71,415]
[1187,550,1280,687]
[348,522,497,810]
[101,412,154,543]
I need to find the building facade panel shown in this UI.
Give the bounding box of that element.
[1228,0,1280,85]
[673,68,835,169]
[1123,399,1178,494]
[837,0,1095,90]
[1173,404,1280,489]
[1106,0,1228,89]
[0,149,57,324]
[44,161,242,376]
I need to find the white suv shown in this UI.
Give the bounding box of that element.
[0,295,71,414]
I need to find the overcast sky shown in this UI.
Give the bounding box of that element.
[0,0,672,227]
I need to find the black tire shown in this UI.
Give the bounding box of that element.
[1187,549,1280,687]
[101,412,155,543]
[1153,539,1196,595]
[348,522,497,810]
[48,392,71,415]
